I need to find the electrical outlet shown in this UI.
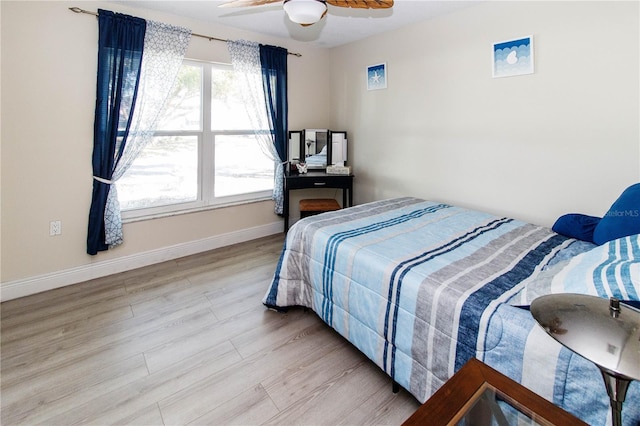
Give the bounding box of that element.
[50,220,62,236]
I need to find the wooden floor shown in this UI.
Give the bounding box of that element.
[1,234,420,425]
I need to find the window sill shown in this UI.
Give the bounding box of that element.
[122,195,275,224]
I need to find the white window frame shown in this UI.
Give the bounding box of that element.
[121,59,274,222]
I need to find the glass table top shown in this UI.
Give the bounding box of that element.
[453,384,550,426]
[402,357,586,426]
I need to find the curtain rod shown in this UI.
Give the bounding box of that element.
[69,7,302,57]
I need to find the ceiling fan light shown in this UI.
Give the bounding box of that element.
[283,0,327,25]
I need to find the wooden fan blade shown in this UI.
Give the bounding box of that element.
[326,0,393,9]
[219,0,283,8]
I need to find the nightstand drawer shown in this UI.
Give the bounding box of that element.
[285,174,352,190]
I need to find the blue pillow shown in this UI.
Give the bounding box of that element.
[552,213,601,242]
[593,183,640,245]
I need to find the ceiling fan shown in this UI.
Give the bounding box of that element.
[219,0,394,26]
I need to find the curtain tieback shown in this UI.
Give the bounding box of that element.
[93,176,114,185]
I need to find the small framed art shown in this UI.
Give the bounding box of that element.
[367,63,387,90]
[492,36,534,78]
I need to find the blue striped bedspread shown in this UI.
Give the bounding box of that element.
[263,197,640,425]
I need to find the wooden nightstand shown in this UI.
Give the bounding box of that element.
[402,358,586,426]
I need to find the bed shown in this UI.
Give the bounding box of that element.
[263,197,640,425]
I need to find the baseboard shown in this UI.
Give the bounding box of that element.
[0,221,283,302]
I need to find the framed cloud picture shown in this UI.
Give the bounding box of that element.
[492,36,534,78]
[367,63,387,90]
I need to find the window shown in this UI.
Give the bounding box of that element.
[118,60,274,219]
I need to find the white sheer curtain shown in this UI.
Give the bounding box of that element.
[104,21,191,247]
[227,40,284,214]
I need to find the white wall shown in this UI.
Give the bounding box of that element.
[329,1,640,227]
[3,1,639,300]
[0,1,331,298]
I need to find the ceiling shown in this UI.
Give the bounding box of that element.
[110,0,480,48]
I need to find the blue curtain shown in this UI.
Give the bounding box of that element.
[259,45,288,214]
[87,10,146,255]
[259,45,288,163]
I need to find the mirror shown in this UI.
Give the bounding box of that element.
[287,129,348,172]
[288,131,302,163]
[329,131,347,165]
[303,129,329,169]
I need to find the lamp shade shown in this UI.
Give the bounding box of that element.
[283,0,327,25]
